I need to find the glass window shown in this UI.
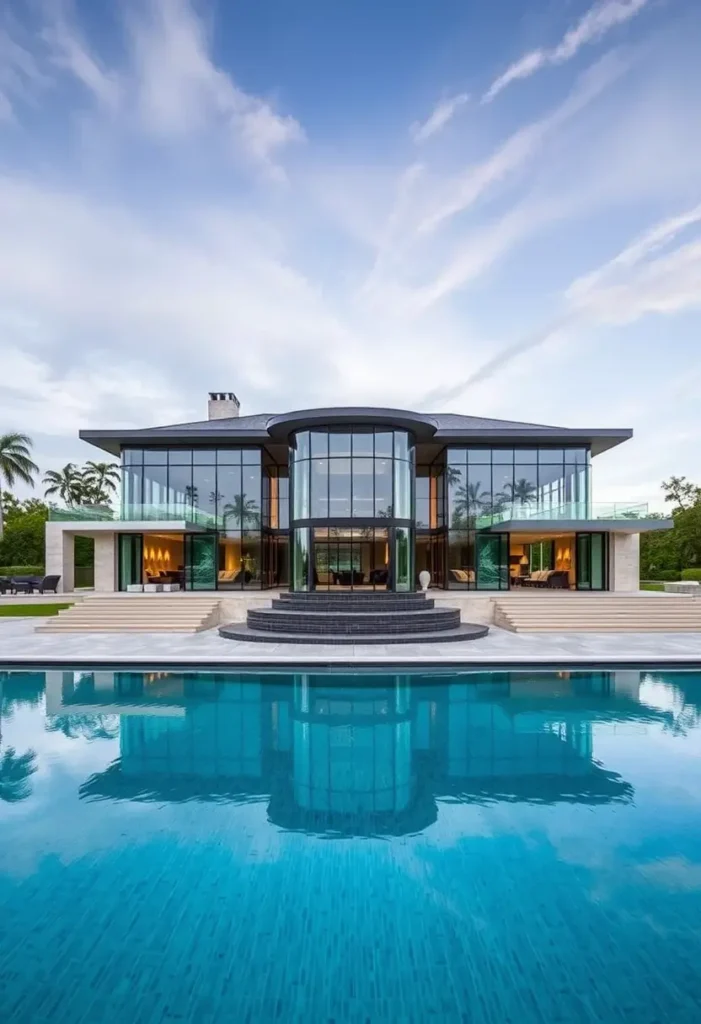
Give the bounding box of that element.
[492,449,514,464]
[293,431,310,461]
[466,468,490,518]
[374,459,392,517]
[447,448,467,465]
[217,466,242,528]
[467,449,490,464]
[415,500,430,528]
[447,464,467,529]
[447,532,475,589]
[242,449,261,465]
[217,448,241,465]
[514,449,538,463]
[393,458,411,520]
[242,465,262,527]
[311,459,329,518]
[142,464,168,507]
[278,473,289,530]
[311,431,328,457]
[192,449,216,465]
[192,466,217,520]
[538,448,564,464]
[168,448,192,466]
[122,466,142,515]
[167,464,193,511]
[565,447,589,465]
[329,432,351,457]
[512,464,539,506]
[415,470,430,503]
[352,458,374,517]
[352,432,374,456]
[293,460,310,520]
[122,449,143,466]
[375,432,393,457]
[491,466,513,511]
[394,431,410,461]
[329,458,351,516]
[143,449,167,465]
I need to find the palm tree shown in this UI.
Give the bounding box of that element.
[82,461,120,504]
[223,494,260,528]
[0,747,37,803]
[46,714,119,741]
[0,432,39,539]
[505,478,537,506]
[43,463,86,506]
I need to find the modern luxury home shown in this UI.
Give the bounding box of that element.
[46,393,671,594]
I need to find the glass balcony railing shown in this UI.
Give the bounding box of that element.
[47,504,259,529]
[478,502,650,528]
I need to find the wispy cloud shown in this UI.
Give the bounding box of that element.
[410,92,469,144]
[483,0,650,102]
[0,16,49,120]
[423,200,701,404]
[419,52,627,235]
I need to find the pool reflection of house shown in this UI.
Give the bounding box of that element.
[44,670,673,835]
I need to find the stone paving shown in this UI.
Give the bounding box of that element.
[1,616,701,665]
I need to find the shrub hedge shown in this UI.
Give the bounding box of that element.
[643,569,681,582]
[681,568,701,582]
[0,565,45,577]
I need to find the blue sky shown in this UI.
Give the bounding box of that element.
[1,0,700,507]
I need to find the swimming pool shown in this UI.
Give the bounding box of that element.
[1,667,701,1022]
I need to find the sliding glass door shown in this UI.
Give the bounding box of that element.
[576,533,607,590]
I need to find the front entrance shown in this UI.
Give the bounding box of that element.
[312,526,389,590]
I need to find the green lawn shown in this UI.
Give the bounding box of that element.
[640,582,664,592]
[0,603,73,617]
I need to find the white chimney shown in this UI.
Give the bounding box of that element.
[208,392,240,420]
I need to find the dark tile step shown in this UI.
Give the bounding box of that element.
[219,623,490,645]
[276,597,435,610]
[278,592,429,602]
[247,609,460,634]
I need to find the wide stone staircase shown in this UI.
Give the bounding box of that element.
[219,592,489,645]
[36,595,221,633]
[494,594,701,632]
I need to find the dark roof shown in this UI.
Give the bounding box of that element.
[80,406,632,457]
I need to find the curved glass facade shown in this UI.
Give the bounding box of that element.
[289,428,414,591]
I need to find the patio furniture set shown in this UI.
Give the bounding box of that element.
[0,574,61,595]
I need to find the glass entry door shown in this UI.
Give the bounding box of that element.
[118,534,143,590]
[476,534,509,590]
[312,527,390,590]
[184,534,217,590]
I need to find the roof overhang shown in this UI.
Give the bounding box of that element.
[46,520,207,533]
[266,407,438,442]
[431,427,633,456]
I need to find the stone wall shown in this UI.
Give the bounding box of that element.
[609,533,640,592]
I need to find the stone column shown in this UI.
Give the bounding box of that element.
[609,533,640,592]
[93,532,117,592]
[45,523,74,593]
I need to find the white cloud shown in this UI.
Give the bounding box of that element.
[0,18,49,120]
[419,53,627,235]
[484,0,650,102]
[410,92,469,144]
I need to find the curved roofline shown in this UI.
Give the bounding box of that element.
[266,407,438,442]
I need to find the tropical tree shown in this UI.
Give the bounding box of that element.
[222,494,260,528]
[0,747,38,803]
[662,475,701,511]
[505,478,538,506]
[82,462,120,504]
[46,714,119,741]
[43,463,86,506]
[0,432,39,539]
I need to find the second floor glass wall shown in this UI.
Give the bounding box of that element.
[122,448,263,528]
[290,429,414,522]
[445,447,590,528]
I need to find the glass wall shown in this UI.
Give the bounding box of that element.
[290,429,414,523]
[121,447,272,589]
[445,447,590,527]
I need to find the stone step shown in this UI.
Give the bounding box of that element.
[273,596,436,611]
[218,623,489,645]
[36,596,220,633]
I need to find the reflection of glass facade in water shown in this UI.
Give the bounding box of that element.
[31,667,694,826]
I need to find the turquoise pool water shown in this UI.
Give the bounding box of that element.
[2,667,701,1022]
